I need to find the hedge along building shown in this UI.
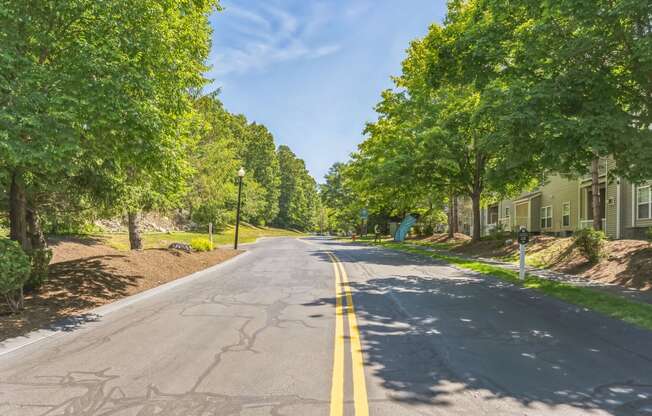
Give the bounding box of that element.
[483,159,652,240]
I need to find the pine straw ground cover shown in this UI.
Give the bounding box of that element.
[0,237,241,341]
[411,234,652,290]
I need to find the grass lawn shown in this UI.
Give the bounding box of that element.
[98,224,306,251]
[372,241,652,331]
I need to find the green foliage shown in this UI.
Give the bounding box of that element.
[25,248,53,291]
[0,239,31,312]
[646,227,652,242]
[320,163,359,233]
[477,0,652,182]
[487,223,510,241]
[275,146,319,231]
[190,238,213,252]
[188,94,285,229]
[573,229,607,263]
[191,203,233,232]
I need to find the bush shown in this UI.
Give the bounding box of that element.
[190,238,213,252]
[486,223,510,241]
[191,203,232,231]
[0,239,32,312]
[25,248,53,291]
[573,228,606,263]
[647,227,652,242]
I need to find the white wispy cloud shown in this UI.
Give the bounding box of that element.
[210,2,342,77]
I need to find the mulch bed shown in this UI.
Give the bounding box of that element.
[425,234,652,291]
[0,238,240,341]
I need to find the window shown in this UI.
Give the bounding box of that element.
[541,206,553,229]
[505,207,510,219]
[488,206,499,224]
[562,202,571,227]
[638,185,651,220]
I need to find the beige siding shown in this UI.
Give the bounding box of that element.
[531,196,542,232]
[537,175,579,234]
[622,180,633,235]
[606,179,618,238]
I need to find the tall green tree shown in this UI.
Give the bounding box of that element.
[238,123,281,225]
[320,162,358,233]
[276,146,319,231]
[0,0,219,250]
[478,0,652,230]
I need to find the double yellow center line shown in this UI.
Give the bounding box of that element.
[327,252,369,416]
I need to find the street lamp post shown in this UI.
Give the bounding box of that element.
[234,167,245,250]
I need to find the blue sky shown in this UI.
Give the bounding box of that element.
[207,1,447,182]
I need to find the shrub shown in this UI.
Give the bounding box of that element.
[25,248,53,291]
[487,223,510,241]
[0,239,32,312]
[190,238,213,252]
[573,228,606,263]
[647,227,652,242]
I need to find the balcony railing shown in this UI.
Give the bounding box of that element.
[579,219,606,230]
[581,161,608,181]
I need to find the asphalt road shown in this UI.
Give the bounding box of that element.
[1,237,652,415]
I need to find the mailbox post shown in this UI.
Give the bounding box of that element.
[517,227,530,280]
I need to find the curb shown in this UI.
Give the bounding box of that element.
[0,250,253,358]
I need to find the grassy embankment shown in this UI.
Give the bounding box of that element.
[1,224,305,250]
[100,224,305,251]
[356,238,652,331]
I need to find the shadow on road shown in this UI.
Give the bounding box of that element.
[304,242,652,415]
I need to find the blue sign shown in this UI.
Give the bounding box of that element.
[360,208,369,220]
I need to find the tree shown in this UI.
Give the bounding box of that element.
[238,123,281,225]
[320,163,359,233]
[276,146,319,231]
[479,0,652,230]
[353,13,539,241]
[0,0,219,250]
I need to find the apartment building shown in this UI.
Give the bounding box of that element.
[483,160,652,240]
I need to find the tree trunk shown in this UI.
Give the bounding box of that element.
[447,197,454,239]
[26,208,47,250]
[471,192,482,242]
[9,172,30,251]
[591,157,602,231]
[128,211,143,250]
[452,196,459,234]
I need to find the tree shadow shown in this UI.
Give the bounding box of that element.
[304,244,652,415]
[0,255,142,340]
[47,235,106,247]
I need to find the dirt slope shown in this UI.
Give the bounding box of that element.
[0,238,240,341]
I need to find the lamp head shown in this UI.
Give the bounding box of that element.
[238,167,245,178]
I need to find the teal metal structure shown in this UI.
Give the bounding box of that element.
[394,215,417,242]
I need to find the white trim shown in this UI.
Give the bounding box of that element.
[616,178,621,239]
[604,162,609,233]
[512,192,542,204]
[632,184,636,227]
[577,181,586,229]
[636,184,652,221]
[540,205,553,229]
[562,201,571,228]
